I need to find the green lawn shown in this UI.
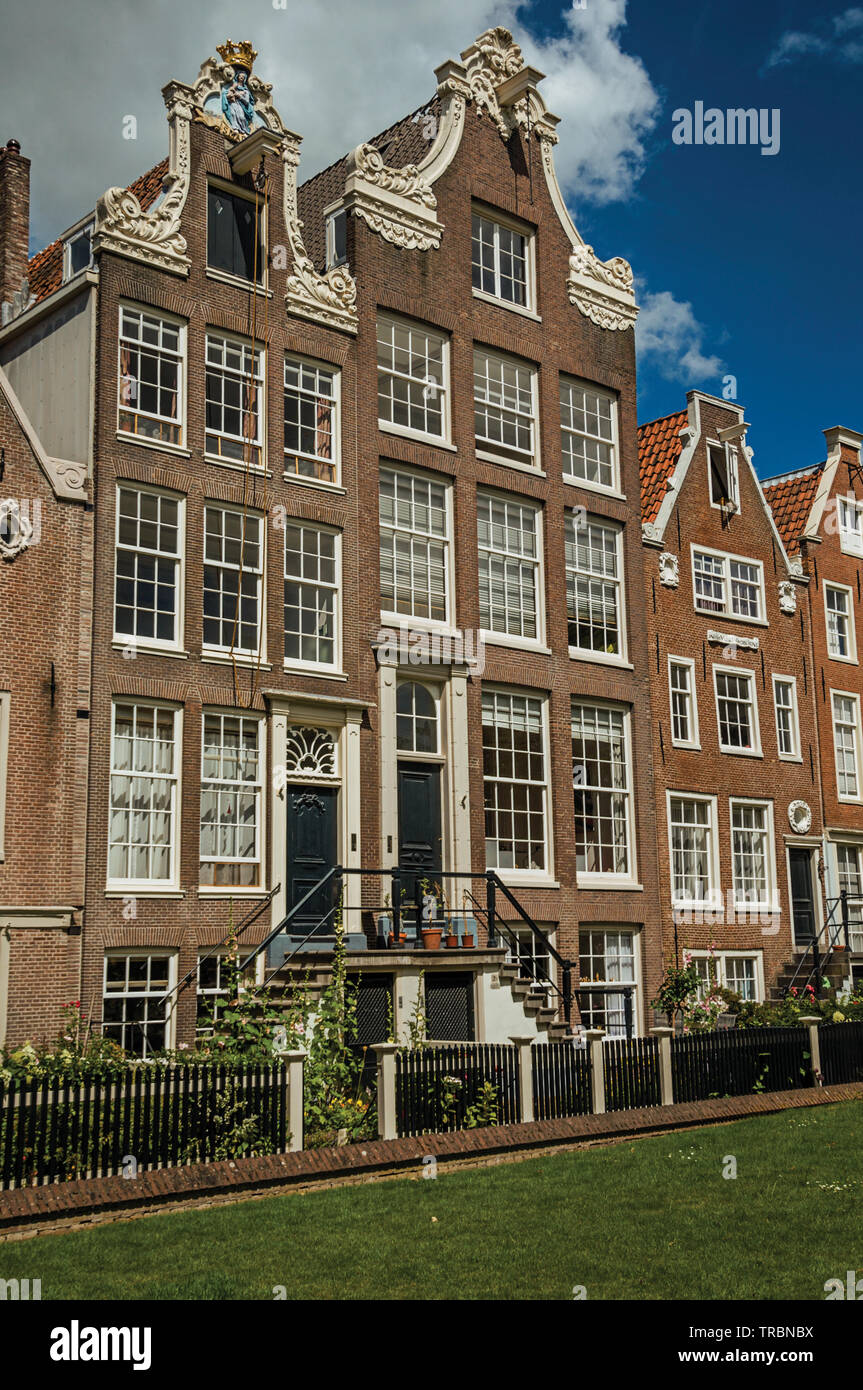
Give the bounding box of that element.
[3,1100,861,1300]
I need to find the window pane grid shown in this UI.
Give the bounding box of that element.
[565,514,621,654]
[200,713,262,886]
[103,953,172,1057]
[108,704,177,882]
[203,507,262,654]
[471,213,528,305]
[482,692,546,871]
[473,350,535,463]
[205,334,263,466]
[284,523,338,666]
[826,586,852,658]
[670,797,712,903]
[283,357,337,482]
[478,493,539,638]
[731,802,770,906]
[379,468,449,621]
[578,929,635,1038]
[716,670,756,751]
[833,694,860,797]
[118,307,183,445]
[560,380,615,488]
[670,662,693,743]
[114,488,180,645]
[572,703,630,875]
[774,679,796,756]
[377,317,446,438]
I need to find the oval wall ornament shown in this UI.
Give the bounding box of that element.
[788,800,812,835]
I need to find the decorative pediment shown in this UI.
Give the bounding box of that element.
[344,143,442,252]
[567,242,638,332]
[193,44,287,141]
[282,138,358,334]
[461,28,528,139]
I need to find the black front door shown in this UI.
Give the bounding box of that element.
[789,847,816,945]
[286,786,338,935]
[397,762,442,917]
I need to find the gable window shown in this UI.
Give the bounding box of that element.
[477,492,541,642]
[103,952,174,1057]
[838,496,863,556]
[669,657,699,747]
[108,702,179,886]
[832,692,862,801]
[379,466,450,624]
[64,223,93,282]
[773,676,800,759]
[482,690,548,874]
[577,929,636,1038]
[326,208,347,269]
[207,185,264,284]
[565,513,623,658]
[114,486,183,650]
[284,523,339,669]
[669,795,717,905]
[730,799,773,910]
[471,211,530,307]
[714,667,760,755]
[708,440,739,510]
[560,379,617,491]
[200,713,262,887]
[118,306,184,446]
[571,702,632,879]
[283,357,338,484]
[377,316,448,442]
[473,349,537,468]
[825,583,856,662]
[203,506,263,656]
[693,548,764,621]
[205,334,264,468]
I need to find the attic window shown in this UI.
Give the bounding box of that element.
[709,442,739,511]
[63,223,93,281]
[326,209,347,270]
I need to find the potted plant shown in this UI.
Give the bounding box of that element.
[444,923,460,948]
[460,918,476,948]
[421,923,443,949]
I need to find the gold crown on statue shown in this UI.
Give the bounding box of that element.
[216,40,258,74]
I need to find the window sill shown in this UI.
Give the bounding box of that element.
[205,267,271,297]
[576,877,643,892]
[282,471,346,496]
[112,641,189,660]
[778,754,804,764]
[197,887,268,899]
[104,889,185,899]
[696,610,769,629]
[283,663,348,681]
[827,653,860,666]
[116,432,191,459]
[471,288,541,322]
[379,614,459,639]
[671,741,702,752]
[378,422,456,452]
[476,449,544,478]
[568,648,632,670]
[204,454,271,478]
[562,476,625,503]
[201,653,272,671]
[717,747,763,758]
[481,633,551,656]
[494,875,560,891]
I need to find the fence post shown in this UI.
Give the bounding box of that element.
[284,1050,306,1152]
[509,1036,534,1124]
[650,1026,674,1106]
[373,1043,400,1140]
[799,1016,822,1087]
[585,1029,605,1115]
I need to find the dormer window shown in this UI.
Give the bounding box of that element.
[326,209,347,269]
[207,184,265,284]
[63,223,93,282]
[709,441,739,512]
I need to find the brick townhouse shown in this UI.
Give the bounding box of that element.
[0,30,665,1050]
[764,427,863,990]
[639,391,828,1004]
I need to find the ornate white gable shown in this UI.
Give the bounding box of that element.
[344,144,441,252]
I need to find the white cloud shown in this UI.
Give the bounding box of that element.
[635,288,724,386]
[765,6,863,69]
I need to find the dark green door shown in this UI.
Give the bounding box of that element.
[397,762,442,918]
[789,847,816,946]
[286,786,338,935]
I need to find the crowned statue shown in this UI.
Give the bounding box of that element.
[216,41,258,136]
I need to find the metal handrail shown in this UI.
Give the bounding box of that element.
[158,884,280,1008]
[784,890,858,998]
[463,888,564,1007]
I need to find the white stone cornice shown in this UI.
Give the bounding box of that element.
[566,242,638,331]
[344,143,442,252]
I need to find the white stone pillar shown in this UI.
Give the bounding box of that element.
[650,1026,674,1106]
[373,1042,400,1140]
[283,1049,306,1152]
[585,1029,606,1115]
[509,1035,535,1123]
[799,1015,822,1086]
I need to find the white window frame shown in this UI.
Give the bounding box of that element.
[566,512,627,664]
[0,691,9,862]
[379,464,454,632]
[473,347,540,472]
[481,687,552,883]
[708,439,740,513]
[559,376,620,496]
[824,581,857,664]
[834,842,863,953]
[63,219,94,282]
[396,680,441,759]
[668,655,700,749]
[199,710,264,892]
[283,354,341,488]
[376,314,450,446]
[691,545,766,623]
[690,949,764,1003]
[577,927,640,1039]
[107,701,182,892]
[772,674,801,761]
[471,207,535,313]
[477,488,546,651]
[204,331,265,471]
[113,484,185,654]
[831,689,863,803]
[283,521,342,674]
[117,303,187,450]
[571,700,636,887]
[202,504,266,662]
[102,950,177,1057]
[837,494,863,557]
[729,796,777,913]
[712,663,762,757]
[325,206,348,270]
[196,951,233,1034]
[667,791,721,909]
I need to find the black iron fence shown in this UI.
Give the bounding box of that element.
[818,1021,863,1085]
[532,1041,592,1119]
[671,1026,811,1103]
[395,1043,520,1137]
[0,1063,289,1190]
[603,1036,662,1111]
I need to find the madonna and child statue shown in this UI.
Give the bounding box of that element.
[215,41,259,136]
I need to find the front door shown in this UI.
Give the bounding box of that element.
[397,762,442,922]
[789,847,816,946]
[286,786,338,936]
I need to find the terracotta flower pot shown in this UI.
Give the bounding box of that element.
[461,933,476,948]
[422,928,443,950]
[445,933,460,948]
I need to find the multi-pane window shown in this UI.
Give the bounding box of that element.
[724,956,757,1000]
[507,927,552,997]
[731,801,771,908]
[565,514,622,656]
[477,492,541,640]
[773,677,799,758]
[577,930,636,1038]
[379,468,449,623]
[836,844,863,953]
[396,682,438,754]
[832,692,861,799]
[473,350,537,466]
[471,212,530,306]
[196,953,232,1035]
[283,523,338,667]
[200,713,262,887]
[709,442,739,509]
[482,691,547,873]
[669,659,697,746]
[571,703,631,877]
[203,507,263,654]
[560,380,617,490]
[108,703,178,884]
[207,185,264,283]
[838,496,863,556]
[669,796,714,904]
[103,953,172,1057]
[377,316,447,439]
[693,550,763,621]
[205,334,264,467]
[118,307,183,445]
[114,487,181,647]
[64,224,93,281]
[715,669,759,753]
[283,358,338,483]
[825,584,855,660]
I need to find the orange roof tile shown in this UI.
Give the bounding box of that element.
[637,410,688,524]
[762,466,823,555]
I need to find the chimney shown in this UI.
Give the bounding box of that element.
[824,426,863,467]
[0,139,31,308]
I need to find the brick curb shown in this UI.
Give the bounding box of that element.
[1,1082,860,1241]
